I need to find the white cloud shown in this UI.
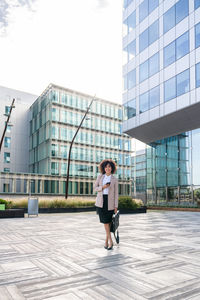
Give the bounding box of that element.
[0,0,123,103]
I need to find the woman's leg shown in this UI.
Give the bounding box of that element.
[104,223,112,246]
[104,224,108,246]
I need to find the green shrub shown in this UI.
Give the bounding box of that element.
[0,199,12,209]
[118,196,140,209]
[12,200,28,209]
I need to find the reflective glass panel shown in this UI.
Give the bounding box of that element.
[163,5,175,34]
[127,39,136,61]
[4,137,11,148]
[195,0,200,9]
[149,86,160,109]
[164,41,175,67]
[149,52,159,77]
[195,22,200,48]
[176,31,189,60]
[127,69,136,89]
[139,0,148,22]
[127,99,136,119]
[139,92,149,113]
[123,11,136,35]
[149,0,159,14]
[176,0,189,24]
[164,77,176,102]
[139,60,148,83]
[176,69,190,97]
[149,20,159,45]
[4,152,10,163]
[139,28,148,52]
[196,62,200,88]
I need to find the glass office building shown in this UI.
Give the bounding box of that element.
[29,84,132,195]
[123,1,200,204]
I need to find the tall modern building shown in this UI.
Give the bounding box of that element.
[122,0,200,203]
[29,84,132,195]
[0,84,132,196]
[0,86,37,174]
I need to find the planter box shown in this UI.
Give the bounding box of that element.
[19,206,147,214]
[0,209,25,218]
[119,206,147,214]
[148,206,200,212]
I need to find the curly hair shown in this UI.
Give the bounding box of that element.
[99,159,117,174]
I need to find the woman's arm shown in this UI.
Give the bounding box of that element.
[94,175,104,192]
[114,178,119,213]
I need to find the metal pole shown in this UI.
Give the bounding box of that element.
[0,98,15,153]
[65,97,95,199]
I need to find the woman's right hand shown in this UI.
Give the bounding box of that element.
[102,183,110,190]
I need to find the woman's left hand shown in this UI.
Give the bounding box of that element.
[114,208,117,214]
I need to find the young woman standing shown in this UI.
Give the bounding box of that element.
[95,159,118,250]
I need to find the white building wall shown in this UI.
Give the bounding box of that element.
[0,86,37,173]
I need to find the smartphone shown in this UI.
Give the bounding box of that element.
[106,182,111,185]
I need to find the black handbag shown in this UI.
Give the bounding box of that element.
[110,210,120,244]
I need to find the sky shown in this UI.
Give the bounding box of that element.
[0,0,123,103]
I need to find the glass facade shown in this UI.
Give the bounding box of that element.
[139,85,160,113]
[29,85,132,195]
[133,129,200,204]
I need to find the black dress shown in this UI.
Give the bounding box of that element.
[97,194,114,224]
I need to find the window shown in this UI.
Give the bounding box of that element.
[139,28,148,52]
[4,152,10,163]
[123,10,136,36]
[123,39,136,64]
[5,106,10,115]
[124,69,136,90]
[4,137,11,148]
[149,52,159,77]
[176,69,190,97]
[163,6,175,34]
[51,162,59,175]
[164,41,176,68]
[124,99,136,120]
[149,20,159,45]
[139,0,148,23]
[4,168,10,172]
[52,108,59,121]
[195,22,200,48]
[149,86,160,109]
[163,0,188,34]
[164,77,176,102]
[195,0,200,10]
[139,20,159,53]
[196,63,200,88]
[139,92,149,113]
[149,0,159,14]
[139,60,148,83]
[139,0,159,23]
[123,0,133,9]
[139,52,159,83]
[176,0,189,24]
[176,31,189,60]
[6,124,11,133]
[164,31,189,67]
[164,69,190,102]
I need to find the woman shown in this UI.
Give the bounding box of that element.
[95,159,118,250]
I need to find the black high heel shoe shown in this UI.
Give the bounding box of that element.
[107,243,113,250]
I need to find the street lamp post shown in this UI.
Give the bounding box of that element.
[65,97,95,199]
[0,98,15,153]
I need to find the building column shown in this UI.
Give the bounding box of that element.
[12,178,16,193]
[166,187,168,202]
[20,179,24,193]
[177,186,180,204]
[40,180,44,194]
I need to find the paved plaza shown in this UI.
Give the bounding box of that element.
[1,211,200,299]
